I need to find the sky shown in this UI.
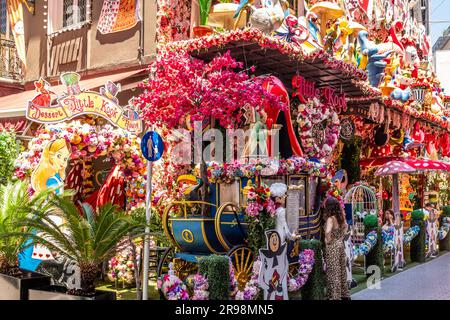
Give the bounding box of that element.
[430,0,450,46]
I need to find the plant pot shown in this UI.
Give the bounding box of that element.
[193,25,213,38]
[29,285,116,300]
[0,269,51,300]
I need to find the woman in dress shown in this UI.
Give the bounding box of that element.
[323,196,350,300]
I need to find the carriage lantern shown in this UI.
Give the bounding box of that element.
[241,180,253,207]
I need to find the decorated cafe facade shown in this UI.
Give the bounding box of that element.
[0,0,449,300]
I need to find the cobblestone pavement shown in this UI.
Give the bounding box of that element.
[352,252,450,300]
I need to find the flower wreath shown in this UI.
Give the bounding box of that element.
[296,97,341,160]
[288,249,315,292]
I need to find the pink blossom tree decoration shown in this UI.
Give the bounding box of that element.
[134,50,285,129]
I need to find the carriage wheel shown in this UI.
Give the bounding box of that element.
[288,262,300,278]
[227,245,254,291]
[156,246,198,299]
[215,202,242,252]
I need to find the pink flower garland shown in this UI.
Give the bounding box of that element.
[207,156,327,184]
[296,98,340,160]
[135,49,285,129]
[163,28,367,82]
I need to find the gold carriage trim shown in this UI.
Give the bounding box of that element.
[181,229,194,243]
[201,221,219,254]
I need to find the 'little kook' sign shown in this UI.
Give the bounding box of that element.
[292,75,347,113]
[26,72,142,133]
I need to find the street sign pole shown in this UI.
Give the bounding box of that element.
[142,159,152,300]
[140,130,164,300]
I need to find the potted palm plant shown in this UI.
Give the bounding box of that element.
[0,181,51,300]
[13,195,145,300]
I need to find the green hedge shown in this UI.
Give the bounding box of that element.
[365,226,384,276]
[410,212,426,262]
[442,206,450,217]
[300,239,326,300]
[0,130,20,185]
[198,255,230,300]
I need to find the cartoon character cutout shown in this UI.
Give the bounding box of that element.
[20,138,71,271]
[343,226,355,288]
[426,209,438,258]
[258,230,289,300]
[391,213,405,272]
[31,138,71,195]
[31,78,55,108]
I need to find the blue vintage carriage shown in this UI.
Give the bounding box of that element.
[157,174,322,292]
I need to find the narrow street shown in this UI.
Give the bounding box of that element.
[352,253,450,300]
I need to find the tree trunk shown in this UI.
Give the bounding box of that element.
[129,236,142,300]
[76,262,99,296]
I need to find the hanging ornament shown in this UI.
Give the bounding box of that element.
[340,118,355,141]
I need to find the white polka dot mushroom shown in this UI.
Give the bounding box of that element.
[375,160,416,176]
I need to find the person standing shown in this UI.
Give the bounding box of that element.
[323,196,351,300]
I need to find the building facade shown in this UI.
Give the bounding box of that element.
[433,26,450,94]
[0,0,157,138]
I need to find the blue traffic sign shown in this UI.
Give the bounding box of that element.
[141,131,164,161]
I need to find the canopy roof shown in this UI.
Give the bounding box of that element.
[360,157,450,172]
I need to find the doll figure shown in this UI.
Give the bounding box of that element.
[269,183,300,242]
[258,230,289,300]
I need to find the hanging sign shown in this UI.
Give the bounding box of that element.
[25,73,142,133]
[292,75,347,113]
[141,131,164,162]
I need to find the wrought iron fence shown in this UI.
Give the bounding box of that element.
[0,38,23,81]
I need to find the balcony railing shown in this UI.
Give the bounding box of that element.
[0,38,23,81]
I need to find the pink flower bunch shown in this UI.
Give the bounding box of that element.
[191,273,209,300]
[135,49,285,129]
[287,249,315,292]
[157,274,189,300]
[163,28,367,82]
[107,245,140,285]
[245,184,271,219]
